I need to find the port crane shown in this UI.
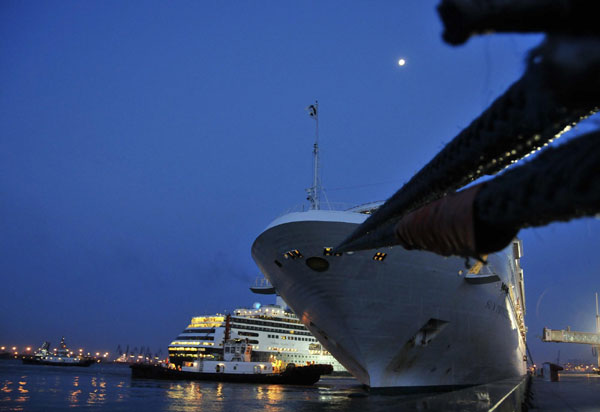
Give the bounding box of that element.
[542,293,600,369]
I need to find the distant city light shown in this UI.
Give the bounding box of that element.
[398,58,406,66]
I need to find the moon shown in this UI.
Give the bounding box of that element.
[398,58,406,66]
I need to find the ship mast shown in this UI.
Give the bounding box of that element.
[596,292,600,369]
[306,100,321,210]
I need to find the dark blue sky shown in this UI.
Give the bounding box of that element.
[1,1,598,363]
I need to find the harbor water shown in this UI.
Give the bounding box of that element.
[3,359,600,411]
[3,360,365,411]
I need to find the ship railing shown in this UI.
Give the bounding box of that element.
[276,201,384,218]
[252,276,273,289]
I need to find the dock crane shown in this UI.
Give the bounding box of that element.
[542,293,600,370]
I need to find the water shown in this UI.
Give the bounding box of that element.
[2,359,559,411]
[1,360,367,411]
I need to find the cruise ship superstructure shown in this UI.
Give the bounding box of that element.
[251,103,527,389]
[168,295,346,373]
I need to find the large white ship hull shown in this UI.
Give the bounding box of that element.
[252,210,527,389]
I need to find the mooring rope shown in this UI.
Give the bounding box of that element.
[336,0,600,255]
[474,130,600,253]
[351,130,599,259]
[438,0,600,46]
[338,59,596,252]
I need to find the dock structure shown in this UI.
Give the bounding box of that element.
[542,328,600,346]
[529,373,600,411]
[542,293,600,369]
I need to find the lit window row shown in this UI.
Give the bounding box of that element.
[170,341,214,347]
[169,353,214,359]
[232,324,312,335]
[281,336,314,341]
[284,249,303,259]
[189,316,225,328]
[267,334,316,342]
[233,317,307,330]
[267,347,298,352]
[189,322,224,328]
[176,335,214,341]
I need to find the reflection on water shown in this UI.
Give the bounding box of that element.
[69,375,80,405]
[163,382,299,412]
[0,375,31,406]
[1,360,558,412]
[164,381,207,412]
[256,385,265,401]
[69,388,82,405]
[0,362,120,409]
[250,385,287,412]
[0,362,366,412]
[87,375,108,405]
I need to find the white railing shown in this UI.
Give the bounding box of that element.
[276,200,384,218]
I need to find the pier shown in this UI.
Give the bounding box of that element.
[404,373,600,411]
[330,373,600,411]
[529,373,600,411]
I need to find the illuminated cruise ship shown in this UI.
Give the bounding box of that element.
[251,105,527,389]
[252,206,527,389]
[167,295,346,373]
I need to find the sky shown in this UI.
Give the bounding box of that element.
[1,1,598,363]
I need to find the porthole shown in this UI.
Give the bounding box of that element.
[306,257,329,272]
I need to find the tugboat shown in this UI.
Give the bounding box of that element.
[22,337,95,367]
[131,338,331,385]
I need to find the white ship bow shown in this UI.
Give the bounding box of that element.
[252,209,527,389]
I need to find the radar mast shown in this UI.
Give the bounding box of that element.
[306,101,321,210]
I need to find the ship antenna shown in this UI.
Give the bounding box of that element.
[306,100,321,210]
[596,292,600,333]
[596,292,600,369]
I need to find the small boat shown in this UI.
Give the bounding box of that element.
[131,338,332,385]
[22,337,95,367]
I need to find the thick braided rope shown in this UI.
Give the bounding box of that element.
[475,130,600,231]
[439,0,600,45]
[339,63,593,251]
